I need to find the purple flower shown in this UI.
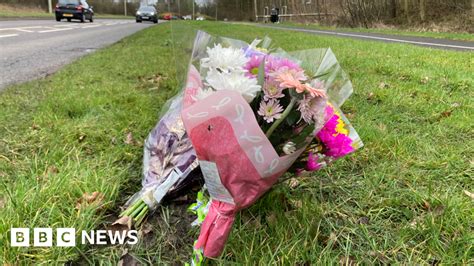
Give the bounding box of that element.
[297,95,326,124]
[257,99,284,123]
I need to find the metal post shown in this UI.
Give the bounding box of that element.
[215,0,218,20]
[48,0,52,13]
[124,0,127,16]
[254,0,258,22]
[192,0,195,20]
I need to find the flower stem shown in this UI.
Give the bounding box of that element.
[266,98,297,138]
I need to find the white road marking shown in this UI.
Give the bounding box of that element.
[81,24,101,29]
[38,27,74,33]
[0,34,18,38]
[0,26,43,31]
[268,25,474,51]
[55,24,82,27]
[14,29,35,33]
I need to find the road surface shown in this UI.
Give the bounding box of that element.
[251,23,474,52]
[0,19,157,90]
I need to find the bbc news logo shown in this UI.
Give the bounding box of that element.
[10,228,138,247]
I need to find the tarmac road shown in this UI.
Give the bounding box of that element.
[0,19,157,90]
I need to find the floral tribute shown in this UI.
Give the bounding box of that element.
[180,31,363,260]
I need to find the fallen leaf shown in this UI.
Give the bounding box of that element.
[451,102,461,108]
[46,165,59,175]
[432,205,445,216]
[291,200,303,209]
[108,222,131,244]
[124,132,134,145]
[368,251,388,263]
[76,191,104,209]
[440,110,452,118]
[378,82,389,89]
[409,214,425,229]
[422,200,431,210]
[266,213,277,225]
[0,197,5,209]
[31,123,40,130]
[357,216,369,225]
[339,255,357,266]
[288,178,300,189]
[139,222,153,236]
[420,76,430,84]
[399,75,409,81]
[112,216,132,230]
[118,249,140,266]
[250,217,262,229]
[367,92,375,100]
[463,190,474,200]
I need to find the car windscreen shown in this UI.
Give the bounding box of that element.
[139,7,155,12]
[58,0,80,4]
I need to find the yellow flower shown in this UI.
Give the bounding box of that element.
[335,118,349,136]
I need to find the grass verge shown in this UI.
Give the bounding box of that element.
[1,21,473,264]
[267,22,474,42]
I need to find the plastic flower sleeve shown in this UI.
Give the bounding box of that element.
[124,64,204,215]
[182,90,311,257]
[274,48,353,108]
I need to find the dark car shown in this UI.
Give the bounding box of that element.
[136,6,158,23]
[55,0,94,23]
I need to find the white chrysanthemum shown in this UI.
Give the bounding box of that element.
[205,69,261,103]
[201,43,248,72]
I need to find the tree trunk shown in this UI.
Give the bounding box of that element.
[419,0,425,21]
[472,0,474,19]
[404,0,411,24]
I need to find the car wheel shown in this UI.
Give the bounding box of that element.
[89,15,93,23]
[56,17,61,22]
[67,18,71,22]
[136,20,142,23]
[153,19,158,24]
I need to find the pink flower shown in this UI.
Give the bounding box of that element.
[257,99,284,123]
[273,68,306,90]
[244,55,264,78]
[263,77,285,100]
[316,112,354,159]
[297,95,326,124]
[267,56,302,73]
[306,152,324,171]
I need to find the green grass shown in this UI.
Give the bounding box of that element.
[1,21,473,264]
[260,22,474,42]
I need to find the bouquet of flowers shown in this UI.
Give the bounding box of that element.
[180,31,363,258]
[117,65,205,227]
